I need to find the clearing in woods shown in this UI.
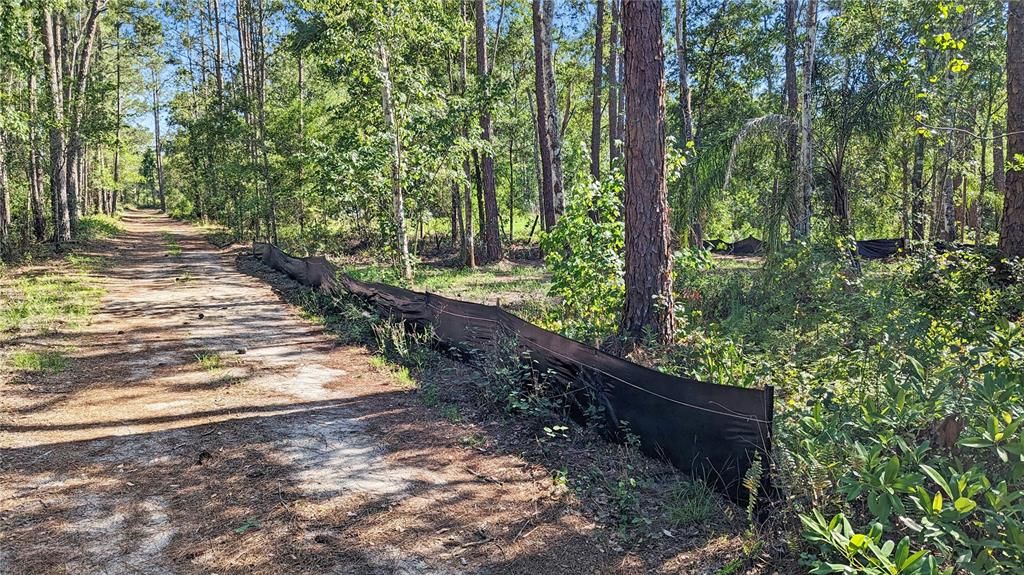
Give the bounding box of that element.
[0,210,753,574]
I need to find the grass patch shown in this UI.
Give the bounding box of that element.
[78,214,123,241]
[194,352,223,371]
[204,228,235,247]
[10,350,70,373]
[392,365,415,387]
[369,354,417,387]
[162,232,183,257]
[66,253,107,273]
[346,261,553,323]
[665,480,720,528]
[1,274,104,336]
[421,383,440,407]
[440,404,462,423]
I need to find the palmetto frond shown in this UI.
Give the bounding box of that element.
[723,114,799,191]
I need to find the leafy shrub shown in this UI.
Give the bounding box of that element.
[77,214,122,241]
[542,172,624,342]
[792,322,1024,574]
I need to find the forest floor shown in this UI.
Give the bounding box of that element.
[0,209,767,575]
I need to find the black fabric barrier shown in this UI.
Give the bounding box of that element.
[708,236,765,256]
[855,238,905,260]
[707,236,908,260]
[253,243,774,503]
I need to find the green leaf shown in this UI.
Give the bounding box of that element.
[883,456,901,482]
[958,436,992,448]
[932,491,943,513]
[920,464,952,498]
[953,497,976,514]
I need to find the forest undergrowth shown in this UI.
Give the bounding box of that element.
[309,218,1024,574]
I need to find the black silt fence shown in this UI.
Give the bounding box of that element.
[855,238,906,260]
[253,243,775,504]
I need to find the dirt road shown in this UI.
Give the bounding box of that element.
[0,210,750,574]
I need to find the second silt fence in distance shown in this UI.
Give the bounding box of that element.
[254,243,775,504]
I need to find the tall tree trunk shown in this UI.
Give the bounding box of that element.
[940,139,957,241]
[674,0,693,145]
[675,0,701,246]
[509,135,516,240]
[474,151,484,237]
[113,21,122,213]
[378,39,413,280]
[1002,2,1024,256]
[152,78,166,212]
[528,89,546,231]
[42,9,71,246]
[910,133,927,240]
[994,123,1006,201]
[67,135,82,224]
[901,149,911,240]
[532,0,556,230]
[978,119,988,244]
[464,158,476,267]
[461,0,475,268]
[783,0,799,237]
[65,0,106,231]
[253,0,276,243]
[0,130,9,258]
[620,0,674,346]
[542,0,564,217]
[475,0,503,263]
[794,0,818,239]
[608,0,621,167]
[589,0,605,181]
[212,0,225,100]
[27,50,46,242]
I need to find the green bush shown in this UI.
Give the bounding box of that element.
[541,172,625,342]
[660,242,1024,573]
[77,214,122,241]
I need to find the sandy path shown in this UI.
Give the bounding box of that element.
[0,210,749,574]
[1,210,452,573]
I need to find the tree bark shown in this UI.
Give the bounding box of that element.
[113,20,122,214]
[212,0,225,100]
[783,0,799,237]
[528,89,546,231]
[794,0,818,239]
[378,39,413,280]
[476,0,503,263]
[0,130,9,257]
[542,0,564,217]
[620,0,674,346]
[901,149,910,240]
[675,0,701,246]
[42,8,71,246]
[66,0,106,230]
[608,0,621,167]
[1002,1,1024,256]
[940,139,957,241]
[910,132,927,240]
[978,119,988,244]
[589,0,605,181]
[27,44,46,242]
[152,76,166,212]
[674,0,693,145]
[532,0,556,230]
[994,122,1006,202]
[461,1,476,268]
